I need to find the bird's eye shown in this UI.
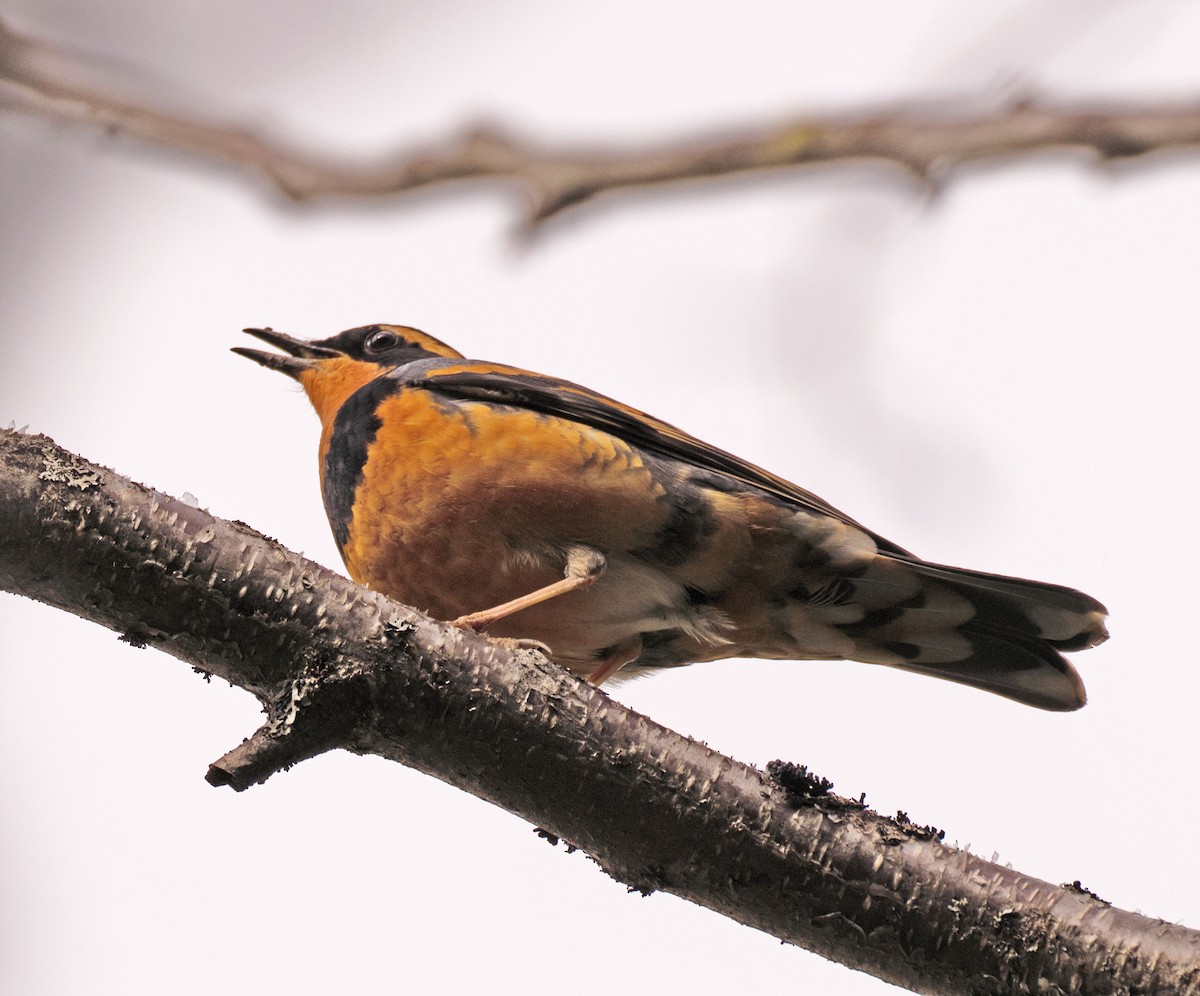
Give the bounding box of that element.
[365,329,400,353]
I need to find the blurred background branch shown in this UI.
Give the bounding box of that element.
[3,15,1200,229]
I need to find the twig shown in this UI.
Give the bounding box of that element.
[3,17,1200,230]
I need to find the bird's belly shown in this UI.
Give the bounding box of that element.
[486,555,734,670]
[354,532,721,671]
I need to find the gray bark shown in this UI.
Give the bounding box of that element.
[1,427,1196,995]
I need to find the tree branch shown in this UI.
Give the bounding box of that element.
[2,427,1197,994]
[4,17,1200,230]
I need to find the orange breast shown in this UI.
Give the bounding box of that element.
[338,390,678,629]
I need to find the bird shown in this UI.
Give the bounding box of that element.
[234,323,1108,710]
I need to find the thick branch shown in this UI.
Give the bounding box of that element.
[1,428,1197,995]
[3,18,1200,228]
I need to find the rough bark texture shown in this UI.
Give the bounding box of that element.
[1,427,1197,995]
[4,16,1200,230]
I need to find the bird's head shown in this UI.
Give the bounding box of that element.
[234,324,464,424]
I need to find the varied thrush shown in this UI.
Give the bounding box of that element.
[234,324,1108,709]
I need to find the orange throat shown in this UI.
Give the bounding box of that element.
[301,358,392,545]
[299,356,389,428]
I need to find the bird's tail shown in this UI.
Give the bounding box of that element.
[843,558,1109,711]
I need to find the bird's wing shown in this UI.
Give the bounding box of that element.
[405,359,914,557]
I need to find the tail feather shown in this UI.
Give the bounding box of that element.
[911,561,1108,651]
[837,557,1108,711]
[879,622,1089,711]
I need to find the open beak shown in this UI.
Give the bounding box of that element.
[232,328,341,380]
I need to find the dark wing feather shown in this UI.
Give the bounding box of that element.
[408,360,914,557]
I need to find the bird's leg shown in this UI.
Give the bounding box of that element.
[452,545,606,631]
[586,636,643,686]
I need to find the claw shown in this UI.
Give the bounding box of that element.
[487,636,553,656]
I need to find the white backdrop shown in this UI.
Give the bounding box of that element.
[2,3,1198,993]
